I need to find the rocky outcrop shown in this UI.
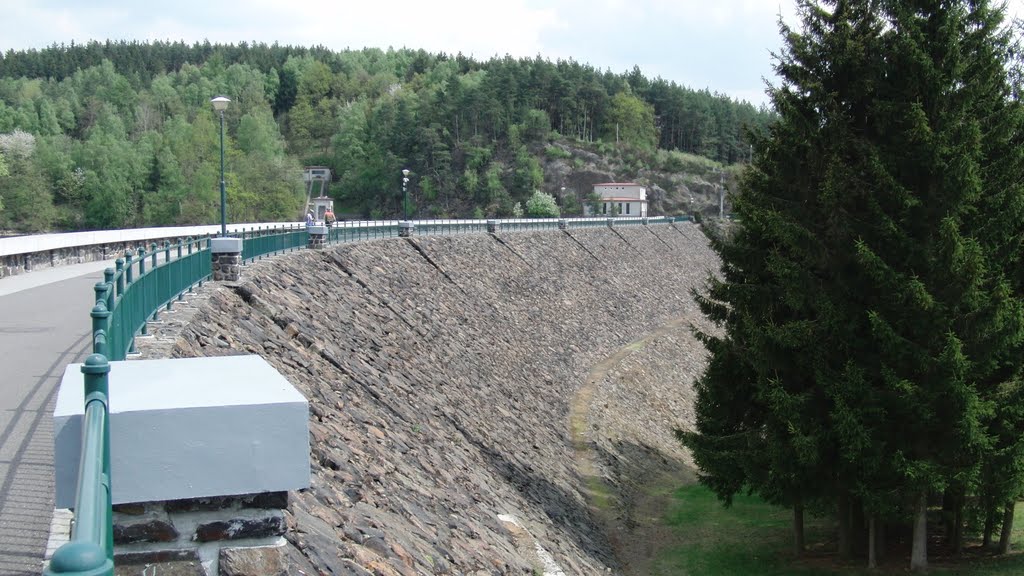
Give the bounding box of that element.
[172,224,718,575]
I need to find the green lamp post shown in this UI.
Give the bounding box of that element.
[211,96,231,236]
[402,168,410,220]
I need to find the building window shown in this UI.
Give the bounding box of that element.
[618,203,623,215]
[602,202,607,215]
[626,203,631,215]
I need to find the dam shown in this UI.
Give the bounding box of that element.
[128,223,719,574]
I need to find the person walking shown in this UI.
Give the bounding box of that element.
[324,208,336,229]
[305,210,315,227]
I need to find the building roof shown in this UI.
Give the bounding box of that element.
[600,197,649,203]
[594,182,642,187]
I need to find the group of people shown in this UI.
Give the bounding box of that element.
[305,208,337,228]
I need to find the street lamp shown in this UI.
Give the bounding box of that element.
[211,96,231,236]
[402,169,410,220]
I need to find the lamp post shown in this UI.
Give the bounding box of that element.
[402,169,410,220]
[211,96,230,236]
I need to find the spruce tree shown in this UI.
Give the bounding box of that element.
[682,0,1024,570]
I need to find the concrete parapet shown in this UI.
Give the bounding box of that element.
[53,355,310,508]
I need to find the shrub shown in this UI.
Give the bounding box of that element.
[525,190,560,218]
[544,146,572,160]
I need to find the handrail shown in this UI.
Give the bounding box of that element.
[45,353,113,576]
[54,214,683,573]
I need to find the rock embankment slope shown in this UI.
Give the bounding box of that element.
[172,223,719,575]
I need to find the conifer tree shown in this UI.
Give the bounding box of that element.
[683,0,1024,570]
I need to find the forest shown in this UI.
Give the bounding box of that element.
[0,40,772,232]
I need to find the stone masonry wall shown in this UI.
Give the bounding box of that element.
[0,235,210,279]
[172,223,719,575]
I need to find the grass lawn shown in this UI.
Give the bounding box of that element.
[651,485,1024,576]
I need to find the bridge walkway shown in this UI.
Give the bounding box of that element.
[0,260,115,574]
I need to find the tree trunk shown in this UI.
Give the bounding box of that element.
[999,502,1015,554]
[868,516,877,569]
[951,493,963,557]
[876,520,886,563]
[838,490,852,560]
[852,499,867,556]
[911,491,928,571]
[794,502,805,557]
[983,504,995,549]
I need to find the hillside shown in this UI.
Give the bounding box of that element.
[168,224,718,574]
[0,41,765,232]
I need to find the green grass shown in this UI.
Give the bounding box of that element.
[651,485,1024,576]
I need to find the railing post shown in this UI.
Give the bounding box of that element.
[102,269,114,314]
[162,242,173,312]
[81,353,113,565]
[124,250,134,287]
[198,237,208,287]
[148,244,159,321]
[136,247,147,336]
[114,259,125,299]
[177,241,185,301]
[91,288,111,358]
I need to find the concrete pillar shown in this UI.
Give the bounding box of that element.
[642,217,649,226]
[399,221,415,238]
[487,220,499,234]
[307,225,328,249]
[210,237,243,282]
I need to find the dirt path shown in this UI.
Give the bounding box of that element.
[569,315,707,575]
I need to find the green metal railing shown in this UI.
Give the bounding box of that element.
[54,214,682,574]
[45,320,114,574]
[240,224,308,262]
[101,237,212,361]
[327,220,400,243]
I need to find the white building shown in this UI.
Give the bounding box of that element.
[586,183,648,217]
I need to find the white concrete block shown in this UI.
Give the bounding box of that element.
[210,237,243,254]
[53,355,310,508]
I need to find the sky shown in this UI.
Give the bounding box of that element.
[1,0,1023,108]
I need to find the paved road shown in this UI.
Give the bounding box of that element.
[0,261,115,574]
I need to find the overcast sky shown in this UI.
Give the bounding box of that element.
[2,1,1023,108]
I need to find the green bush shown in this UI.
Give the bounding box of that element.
[544,146,572,160]
[525,190,560,217]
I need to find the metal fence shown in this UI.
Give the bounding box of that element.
[49,214,685,575]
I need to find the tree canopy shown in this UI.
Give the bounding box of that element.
[0,40,772,231]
